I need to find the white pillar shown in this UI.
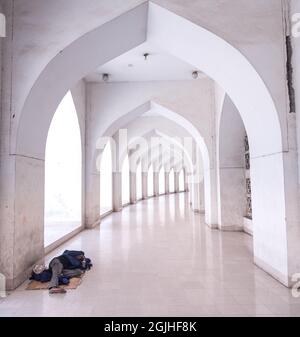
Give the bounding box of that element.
[192,181,205,214]
[184,171,189,192]
[199,181,205,213]
[165,171,169,194]
[153,172,159,196]
[142,172,148,199]
[112,172,122,212]
[85,158,100,228]
[174,172,180,193]
[130,172,137,204]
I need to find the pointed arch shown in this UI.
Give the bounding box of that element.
[13,1,294,286]
[44,91,82,246]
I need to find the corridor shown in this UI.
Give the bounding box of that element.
[1,193,299,317]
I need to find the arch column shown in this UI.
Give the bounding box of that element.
[11,156,45,288]
[184,170,189,192]
[130,172,137,204]
[199,181,205,213]
[86,151,100,228]
[165,171,170,194]
[142,172,148,199]
[153,171,159,196]
[129,149,137,204]
[112,172,122,212]
[191,182,200,212]
[112,133,123,212]
[191,180,205,214]
[174,172,180,193]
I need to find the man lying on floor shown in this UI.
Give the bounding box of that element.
[31,250,92,294]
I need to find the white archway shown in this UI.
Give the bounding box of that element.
[124,128,195,175]
[98,102,207,219]
[12,2,294,286]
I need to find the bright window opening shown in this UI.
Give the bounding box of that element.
[148,164,154,197]
[179,169,185,192]
[100,141,113,215]
[159,166,165,195]
[169,168,175,193]
[122,155,130,205]
[44,91,82,247]
[136,161,142,201]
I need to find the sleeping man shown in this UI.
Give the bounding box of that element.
[48,250,89,294]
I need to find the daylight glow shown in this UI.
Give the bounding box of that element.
[100,141,113,215]
[122,155,130,205]
[159,166,165,194]
[136,161,142,200]
[147,164,154,197]
[169,168,175,193]
[179,169,185,192]
[45,91,82,222]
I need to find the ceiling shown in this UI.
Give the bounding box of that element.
[84,42,206,82]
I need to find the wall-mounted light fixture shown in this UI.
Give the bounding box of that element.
[143,53,150,61]
[192,71,199,79]
[102,73,109,82]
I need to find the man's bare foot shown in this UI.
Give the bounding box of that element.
[49,287,66,294]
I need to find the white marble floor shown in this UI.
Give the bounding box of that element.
[1,193,300,317]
